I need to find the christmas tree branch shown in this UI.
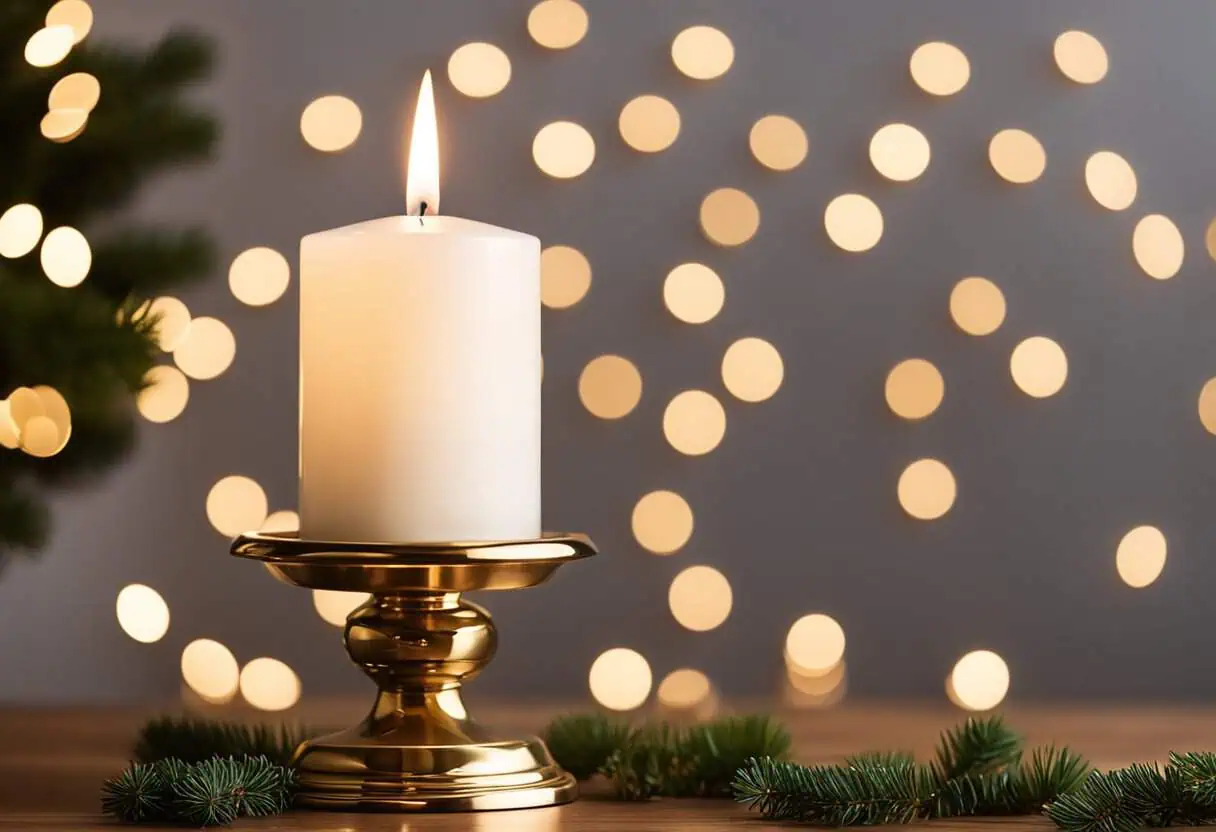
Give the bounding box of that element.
[133,715,313,766]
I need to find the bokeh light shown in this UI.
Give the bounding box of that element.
[1133,214,1184,280]
[618,94,680,153]
[869,124,931,182]
[909,42,970,96]
[786,659,848,708]
[0,204,44,258]
[116,584,170,644]
[20,416,64,458]
[1085,151,1137,211]
[181,639,239,703]
[528,0,589,49]
[749,115,808,171]
[139,296,192,352]
[312,589,370,627]
[898,459,956,520]
[173,317,236,380]
[206,475,268,537]
[664,262,724,324]
[540,245,591,309]
[578,355,642,419]
[1054,30,1108,84]
[657,668,712,709]
[261,510,300,533]
[48,72,100,111]
[721,337,784,403]
[34,385,70,440]
[7,387,43,431]
[700,187,760,247]
[588,647,652,711]
[949,277,1006,336]
[1010,336,1068,398]
[1199,378,1216,435]
[824,194,883,252]
[532,121,595,179]
[447,42,512,98]
[950,650,1010,711]
[0,402,19,449]
[1206,218,1216,263]
[46,0,93,43]
[137,366,189,424]
[632,490,694,555]
[24,25,74,68]
[672,26,734,80]
[663,390,726,455]
[1116,525,1167,588]
[989,129,1046,184]
[885,359,944,420]
[40,108,88,143]
[229,246,291,307]
[40,226,91,287]
[300,95,362,153]
[668,565,732,632]
[785,614,846,674]
[239,657,301,711]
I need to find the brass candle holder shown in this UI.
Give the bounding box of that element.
[231,531,596,812]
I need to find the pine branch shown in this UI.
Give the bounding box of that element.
[543,713,631,780]
[932,715,1021,782]
[133,715,312,766]
[734,756,930,825]
[100,762,167,823]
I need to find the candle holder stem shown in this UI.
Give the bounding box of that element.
[231,532,595,812]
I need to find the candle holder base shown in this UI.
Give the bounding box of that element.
[231,532,596,812]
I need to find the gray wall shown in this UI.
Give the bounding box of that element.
[3,0,1215,705]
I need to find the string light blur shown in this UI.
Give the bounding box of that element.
[447,42,512,98]
[1054,30,1108,84]
[631,490,694,555]
[578,355,642,419]
[532,121,595,179]
[261,510,300,533]
[140,296,192,352]
[181,639,239,703]
[312,589,369,627]
[785,614,846,674]
[24,25,74,67]
[989,129,1046,184]
[137,366,189,424]
[1116,525,1167,589]
[664,262,724,324]
[540,245,591,309]
[116,584,170,644]
[20,416,63,458]
[1085,151,1137,211]
[619,95,680,153]
[898,459,956,520]
[700,187,760,247]
[721,337,784,403]
[527,0,589,50]
[668,565,732,632]
[40,226,91,287]
[885,359,944,420]
[300,96,362,153]
[824,194,883,252]
[869,124,931,182]
[671,26,734,80]
[229,246,291,307]
[950,650,1010,711]
[949,277,1006,336]
[786,659,847,708]
[206,475,268,537]
[1133,214,1184,280]
[173,317,236,380]
[239,657,301,711]
[909,42,970,96]
[1206,218,1216,263]
[749,115,808,171]
[0,204,43,258]
[1010,336,1068,398]
[663,390,726,455]
[48,72,99,111]
[46,0,93,43]
[657,668,712,710]
[40,108,88,143]
[588,648,652,711]
[1199,378,1216,436]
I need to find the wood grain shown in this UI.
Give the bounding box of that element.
[2,700,1210,830]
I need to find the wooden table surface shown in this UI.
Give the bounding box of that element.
[3,700,1212,830]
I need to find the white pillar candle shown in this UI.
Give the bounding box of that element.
[298,72,541,543]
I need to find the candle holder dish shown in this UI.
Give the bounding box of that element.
[230,531,596,812]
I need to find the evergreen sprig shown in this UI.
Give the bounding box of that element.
[544,713,791,800]
[133,715,311,766]
[733,715,1092,826]
[101,755,295,827]
[1047,753,1216,830]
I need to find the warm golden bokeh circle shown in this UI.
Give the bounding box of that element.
[1199,378,1216,435]
[174,317,236,380]
[1116,526,1167,588]
[824,194,883,252]
[588,648,652,711]
[1010,336,1068,398]
[181,639,239,703]
[664,262,724,324]
[663,390,726,455]
[949,277,1006,336]
[1085,151,1137,211]
[619,95,680,153]
[672,25,734,80]
[885,358,945,420]
[700,187,760,247]
[721,337,784,403]
[239,657,301,711]
[299,95,362,152]
[897,459,956,520]
[750,115,808,171]
[528,0,589,49]
[206,475,268,537]
[909,41,970,96]
[0,203,44,258]
[658,668,712,709]
[1054,30,1109,84]
[668,565,733,632]
[869,123,931,182]
[229,246,291,307]
[1133,214,1184,280]
[115,584,170,644]
[785,613,846,674]
[533,121,596,179]
[989,129,1046,184]
[950,650,1010,711]
[447,42,512,98]
[540,245,592,309]
[579,355,643,419]
[631,490,694,555]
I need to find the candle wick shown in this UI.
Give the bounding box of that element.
[418,201,428,225]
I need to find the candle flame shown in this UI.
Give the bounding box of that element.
[405,70,440,216]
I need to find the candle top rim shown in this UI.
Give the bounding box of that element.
[303,215,538,243]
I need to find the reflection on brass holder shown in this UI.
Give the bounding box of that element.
[231,531,596,812]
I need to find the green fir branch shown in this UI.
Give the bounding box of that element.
[543,713,631,780]
[134,715,312,766]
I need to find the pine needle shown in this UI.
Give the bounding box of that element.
[133,715,311,765]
